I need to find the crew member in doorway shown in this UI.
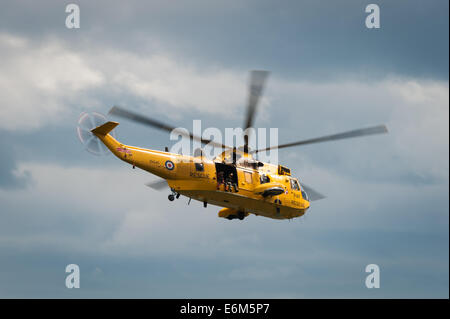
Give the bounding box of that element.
[217,171,225,190]
[227,172,239,193]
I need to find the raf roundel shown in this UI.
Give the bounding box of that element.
[165,160,175,171]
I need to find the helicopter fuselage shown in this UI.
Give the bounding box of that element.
[93,122,310,220]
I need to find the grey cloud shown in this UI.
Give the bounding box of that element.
[0,159,447,298]
[0,136,30,189]
[0,1,448,80]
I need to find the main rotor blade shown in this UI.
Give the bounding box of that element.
[301,184,326,202]
[109,106,231,149]
[145,180,169,191]
[243,70,270,148]
[252,125,388,153]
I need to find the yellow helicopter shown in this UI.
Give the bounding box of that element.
[82,71,387,220]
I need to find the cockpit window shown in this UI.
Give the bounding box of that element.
[290,179,300,191]
[301,188,309,201]
[297,182,309,201]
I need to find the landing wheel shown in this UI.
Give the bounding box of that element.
[203,201,207,208]
[176,193,180,199]
[168,194,175,201]
[237,211,245,220]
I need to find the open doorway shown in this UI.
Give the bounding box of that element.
[215,163,238,192]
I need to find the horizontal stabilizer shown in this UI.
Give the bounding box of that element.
[91,121,119,136]
[145,179,168,191]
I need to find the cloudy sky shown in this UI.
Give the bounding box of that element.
[0,0,448,298]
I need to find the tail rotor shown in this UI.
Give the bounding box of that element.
[76,111,116,156]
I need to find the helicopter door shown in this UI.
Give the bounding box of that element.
[237,168,254,191]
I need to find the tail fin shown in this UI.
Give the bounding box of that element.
[91,121,119,136]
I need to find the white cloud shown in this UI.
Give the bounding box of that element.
[386,79,449,180]
[270,76,449,183]
[109,54,246,115]
[1,30,448,180]
[0,33,104,131]
[0,33,247,131]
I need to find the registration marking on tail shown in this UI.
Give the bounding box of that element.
[116,147,132,154]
